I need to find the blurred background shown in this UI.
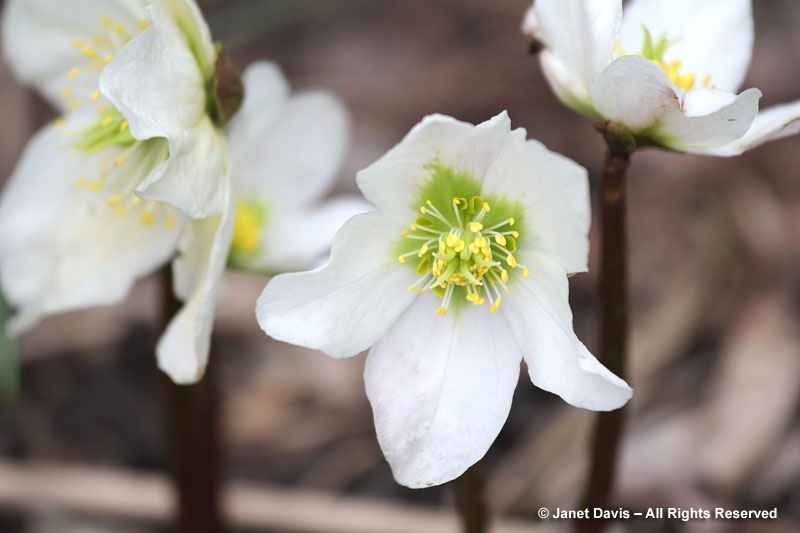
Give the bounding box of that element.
[1,0,800,531]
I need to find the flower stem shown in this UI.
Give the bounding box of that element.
[455,460,488,533]
[159,268,225,533]
[576,136,631,533]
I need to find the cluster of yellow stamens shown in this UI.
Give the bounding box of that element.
[59,15,174,231]
[398,195,528,315]
[612,28,714,92]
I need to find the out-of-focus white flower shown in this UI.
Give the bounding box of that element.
[524,0,800,154]
[257,112,632,488]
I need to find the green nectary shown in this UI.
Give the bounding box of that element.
[395,162,528,315]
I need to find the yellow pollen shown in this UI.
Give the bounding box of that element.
[68,67,80,78]
[74,178,89,188]
[120,121,129,132]
[112,207,126,217]
[54,118,66,128]
[507,254,517,268]
[72,40,83,48]
[420,207,426,214]
[522,267,529,278]
[482,202,490,212]
[92,91,101,102]
[436,307,443,315]
[494,295,502,310]
[81,46,98,58]
[140,212,156,226]
[100,15,112,28]
[511,231,519,238]
[410,224,417,231]
[61,88,73,100]
[232,202,264,255]
[114,155,126,166]
[398,256,405,263]
[89,181,104,191]
[469,222,483,232]
[139,20,150,30]
[113,24,125,35]
[166,216,176,230]
[101,116,114,127]
[452,198,460,205]
[418,244,428,257]
[408,285,415,292]
[106,195,123,206]
[500,270,509,283]
[494,233,507,246]
[509,218,515,226]
[703,73,712,88]
[104,55,114,64]
[130,197,143,207]
[401,230,408,236]
[66,99,80,110]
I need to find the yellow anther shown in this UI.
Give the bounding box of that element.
[507,254,517,268]
[408,285,415,292]
[453,239,466,253]
[410,224,417,231]
[139,20,149,30]
[54,118,66,128]
[66,99,79,110]
[166,216,176,230]
[104,55,114,64]
[494,295,502,310]
[469,222,483,232]
[72,40,83,48]
[113,23,125,35]
[398,256,405,263]
[522,267,529,278]
[68,67,81,78]
[61,88,73,100]
[436,307,443,315]
[89,181,104,191]
[511,231,519,238]
[703,73,712,88]
[426,200,433,206]
[452,198,460,205]
[416,289,424,294]
[74,178,89,188]
[120,121,129,132]
[420,207,426,214]
[509,218,515,226]
[446,234,459,247]
[112,207,126,217]
[130,197,143,206]
[438,241,446,254]
[418,244,428,257]
[401,230,408,236]
[488,305,495,314]
[114,155,126,166]
[140,212,156,226]
[81,46,98,58]
[106,195,123,206]
[494,233,507,246]
[100,15,112,28]
[482,202,490,212]
[500,270,509,283]
[92,91,101,102]
[101,116,114,127]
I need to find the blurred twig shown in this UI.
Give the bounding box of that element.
[209,0,312,51]
[0,289,19,403]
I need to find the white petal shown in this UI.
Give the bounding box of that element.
[136,115,229,218]
[657,88,761,151]
[620,0,753,93]
[531,0,622,117]
[256,211,417,359]
[356,112,511,216]
[500,253,632,410]
[365,296,522,488]
[99,4,206,141]
[229,82,351,210]
[1,0,146,108]
[156,181,235,384]
[590,55,680,131]
[151,0,216,76]
[0,122,184,333]
[235,195,373,274]
[480,129,590,274]
[693,100,800,156]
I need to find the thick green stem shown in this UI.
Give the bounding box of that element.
[576,136,631,533]
[456,460,488,533]
[160,268,225,533]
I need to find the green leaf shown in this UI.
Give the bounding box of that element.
[0,291,19,403]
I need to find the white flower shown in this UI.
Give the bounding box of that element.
[158,62,366,382]
[256,112,632,488]
[524,0,800,154]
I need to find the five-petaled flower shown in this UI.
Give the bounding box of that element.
[257,112,633,488]
[524,0,800,155]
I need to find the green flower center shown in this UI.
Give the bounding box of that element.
[396,164,527,315]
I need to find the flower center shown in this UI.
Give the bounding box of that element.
[231,200,268,258]
[58,14,177,231]
[396,164,527,316]
[613,27,714,92]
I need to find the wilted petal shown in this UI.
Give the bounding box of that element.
[365,296,522,488]
[620,0,753,93]
[157,181,234,384]
[500,253,632,410]
[257,212,417,359]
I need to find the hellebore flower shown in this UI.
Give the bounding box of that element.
[0,0,238,383]
[257,112,632,488]
[159,62,366,381]
[523,0,800,154]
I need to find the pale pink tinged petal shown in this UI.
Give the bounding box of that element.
[256,211,417,359]
[500,253,632,411]
[620,0,753,93]
[365,296,522,488]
